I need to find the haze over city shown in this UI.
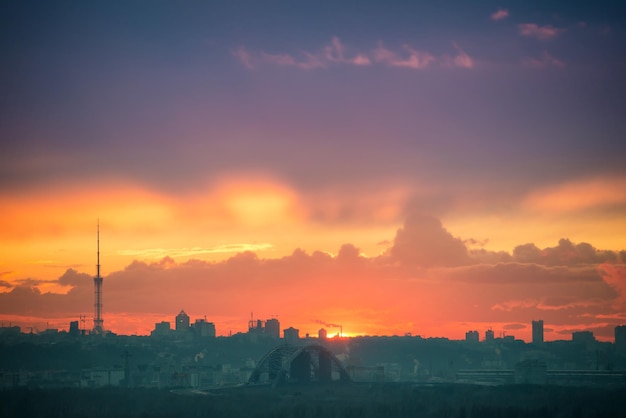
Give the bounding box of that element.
[1,1,625,342]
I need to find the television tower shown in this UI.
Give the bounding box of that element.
[93,221,104,334]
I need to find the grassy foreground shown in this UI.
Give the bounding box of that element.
[1,383,625,418]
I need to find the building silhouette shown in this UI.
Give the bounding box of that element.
[616,325,626,352]
[69,321,79,336]
[572,330,595,344]
[265,318,280,339]
[247,315,280,340]
[465,330,479,343]
[192,318,216,338]
[485,329,494,342]
[532,320,544,344]
[176,310,190,332]
[151,321,171,338]
[284,327,300,345]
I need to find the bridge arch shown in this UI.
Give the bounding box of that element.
[248,343,350,386]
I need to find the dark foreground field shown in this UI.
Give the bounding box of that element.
[1,383,624,418]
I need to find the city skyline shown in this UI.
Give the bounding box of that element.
[1,214,624,342]
[1,1,625,341]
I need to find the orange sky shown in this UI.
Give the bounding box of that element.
[1,175,625,342]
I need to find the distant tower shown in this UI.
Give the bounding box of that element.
[532,320,544,344]
[485,329,495,342]
[93,222,104,334]
[176,310,190,332]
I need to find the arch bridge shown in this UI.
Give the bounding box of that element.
[248,343,351,387]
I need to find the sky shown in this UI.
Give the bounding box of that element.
[1,0,625,341]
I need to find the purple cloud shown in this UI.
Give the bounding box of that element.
[518,23,565,40]
[490,9,509,21]
[373,43,435,69]
[522,51,565,68]
[234,37,473,71]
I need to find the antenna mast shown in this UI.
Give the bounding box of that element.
[97,220,100,278]
[93,220,104,334]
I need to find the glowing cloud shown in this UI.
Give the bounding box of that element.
[523,176,626,213]
[117,243,274,259]
[212,177,302,226]
[0,181,173,240]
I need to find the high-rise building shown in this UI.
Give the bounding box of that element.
[532,320,544,344]
[192,319,216,338]
[69,320,80,336]
[485,329,495,342]
[615,325,626,352]
[318,328,327,340]
[465,330,479,343]
[176,310,190,332]
[265,318,280,339]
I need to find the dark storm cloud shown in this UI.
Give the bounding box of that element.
[57,269,92,287]
[512,239,621,266]
[0,284,91,316]
[503,323,526,331]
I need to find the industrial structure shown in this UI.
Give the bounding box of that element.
[247,314,281,339]
[248,343,350,387]
[93,222,104,334]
